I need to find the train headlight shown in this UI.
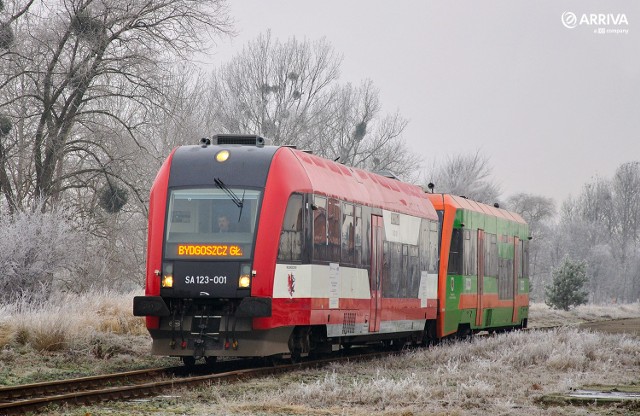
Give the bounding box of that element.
[238,275,251,288]
[216,150,230,163]
[238,263,251,288]
[162,262,174,288]
[162,275,174,288]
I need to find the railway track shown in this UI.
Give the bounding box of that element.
[0,327,553,414]
[0,366,181,415]
[0,322,627,414]
[0,351,389,415]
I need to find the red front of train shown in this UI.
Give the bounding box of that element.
[134,135,440,363]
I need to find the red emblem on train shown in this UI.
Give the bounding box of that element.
[287,273,295,298]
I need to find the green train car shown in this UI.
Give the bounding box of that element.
[427,194,530,338]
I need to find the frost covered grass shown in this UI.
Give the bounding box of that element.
[0,289,147,351]
[0,289,172,385]
[165,327,640,415]
[529,301,640,328]
[1,293,639,413]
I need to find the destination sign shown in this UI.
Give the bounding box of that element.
[177,244,243,257]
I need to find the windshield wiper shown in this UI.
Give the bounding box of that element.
[214,178,244,208]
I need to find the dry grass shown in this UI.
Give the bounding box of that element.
[0,290,170,385]
[0,289,148,352]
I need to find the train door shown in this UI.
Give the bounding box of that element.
[476,229,485,327]
[369,215,383,332]
[512,237,520,323]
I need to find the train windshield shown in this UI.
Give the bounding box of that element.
[164,188,261,260]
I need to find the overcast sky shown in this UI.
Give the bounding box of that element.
[203,1,640,204]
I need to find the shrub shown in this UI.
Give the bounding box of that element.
[0,207,86,303]
[545,257,588,311]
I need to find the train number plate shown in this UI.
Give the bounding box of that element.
[184,275,227,285]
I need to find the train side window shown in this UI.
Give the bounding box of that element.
[328,198,341,262]
[484,233,498,277]
[463,229,477,276]
[383,241,405,298]
[448,228,463,275]
[522,239,530,279]
[516,238,523,279]
[498,256,514,299]
[341,203,355,265]
[429,221,439,273]
[313,196,328,262]
[391,242,404,297]
[277,194,304,262]
[382,241,389,296]
[361,206,371,267]
[408,244,420,297]
[354,206,362,266]
[419,220,429,272]
[401,244,409,297]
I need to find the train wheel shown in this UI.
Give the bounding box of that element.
[422,321,437,347]
[205,356,217,368]
[391,338,406,351]
[290,349,302,364]
[181,356,196,368]
[268,353,299,366]
[456,325,473,340]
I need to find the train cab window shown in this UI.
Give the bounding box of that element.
[313,196,328,261]
[164,188,261,260]
[341,203,355,264]
[448,228,463,275]
[278,194,304,262]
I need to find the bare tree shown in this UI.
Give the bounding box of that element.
[205,32,419,179]
[555,163,640,303]
[0,0,231,214]
[506,193,556,301]
[611,162,640,300]
[427,150,501,204]
[611,162,640,262]
[310,80,419,180]
[206,30,340,148]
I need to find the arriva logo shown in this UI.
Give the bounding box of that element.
[562,11,629,29]
[562,12,578,29]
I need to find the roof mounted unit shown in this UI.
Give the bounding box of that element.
[210,134,270,147]
[374,170,400,180]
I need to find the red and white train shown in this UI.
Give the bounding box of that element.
[134,135,528,365]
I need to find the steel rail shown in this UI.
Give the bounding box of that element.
[0,351,389,415]
[0,367,178,402]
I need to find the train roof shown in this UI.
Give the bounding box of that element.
[162,138,437,221]
[287,147,437,220]
[427,193,527,225]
